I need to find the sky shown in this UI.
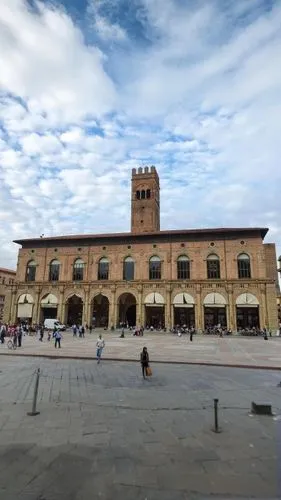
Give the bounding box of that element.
[0,0,281,269]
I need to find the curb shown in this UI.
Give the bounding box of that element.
[1,351,281,370]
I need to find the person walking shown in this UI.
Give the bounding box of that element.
[17,325,23,347]
[140,347,149,379]
[89,324,92,334]
[189,327,194,342]
[54,330,62,348]
[0,323,6,344]
[96,334,105,364]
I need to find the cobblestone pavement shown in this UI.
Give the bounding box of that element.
[1,330,281,369]
[0,355,281,499]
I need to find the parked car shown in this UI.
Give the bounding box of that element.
[44,319,65,331]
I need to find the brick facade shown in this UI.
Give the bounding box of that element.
[9,167,279,332]
[0,268,16,323]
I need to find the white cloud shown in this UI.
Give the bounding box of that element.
[0,0,116,123]
[0,0,280,270]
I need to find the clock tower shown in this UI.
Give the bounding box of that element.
[131,166,160,233]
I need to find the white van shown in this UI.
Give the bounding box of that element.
[44,319,65,331]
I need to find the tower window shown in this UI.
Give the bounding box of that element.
[141,190,146,199]
[146,189,151,199]
[136,191,140,199]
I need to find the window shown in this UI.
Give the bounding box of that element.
[98,257,109,280]
[73,258,84,281]
[136,191,140,199]
[26,260,36,282]
[207,254,220,279]
[177,255,190,279]
[49,259,60,281]
[141,190,146,199]
[237,253,251,279]
[149,256,161,280]
[146,189,151,199]
[123,257,134,281]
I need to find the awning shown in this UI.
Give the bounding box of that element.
[17,303,33,318]
[203,292,227,307]
[236,293,259,307]
[144,292,165,306]
[41,293,58,308]
[173,293,195,308]
[17,293,34,304]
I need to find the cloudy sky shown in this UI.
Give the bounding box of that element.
[0,0,280,269]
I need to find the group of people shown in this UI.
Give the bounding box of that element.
[0,323,24,347]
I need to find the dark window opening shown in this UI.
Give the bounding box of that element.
[177,258,190,279]
[98,260,109,280]
[146,189,151,199]
[73,261,84,281]
[207,257,220,279]
[123,259,134,281]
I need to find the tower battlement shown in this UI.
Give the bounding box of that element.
[132,166,158,178]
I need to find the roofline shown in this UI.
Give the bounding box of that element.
[13,227,269,246]
[0,267,16,274]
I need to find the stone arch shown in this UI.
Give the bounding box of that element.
[17,293,34,321]
[90,290,111,304]
[91,293,109,328]
[203,292,227,329]
[64,291,84,303]
[40,293,59,323]
[235,293,260,329]
[117,292,137,327]
[66,293,84,326]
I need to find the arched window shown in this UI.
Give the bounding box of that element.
[136,191,140,200]
[49,259,60,281]
[146,189,151,199]
[141,190,146,199]
[149,256,161,280]
[26,260,36,282]
[207,254,220,279]
[177,255,190,279]
[237,253,251,278]
[123,256,134,281]
[73,258,84,281]
[98,257,109,280]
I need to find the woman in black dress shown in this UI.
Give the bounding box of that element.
[140,347,149,379]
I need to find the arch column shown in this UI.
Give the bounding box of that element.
[196,286,202,331]
[57,290,64,323]
[260,288,268,328]
[109,289,116,328]
[137,287,143,327]
[227,289,236,331]
[10,290,17,323]
[32,289,41,324]
[165,286,171,329]
[83,288,90,325]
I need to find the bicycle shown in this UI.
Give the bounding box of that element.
[7,339,17,350]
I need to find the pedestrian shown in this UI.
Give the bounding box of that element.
[89,324,92,334]
[39,325,44,342]
[81,325,85,338]
[72,324,77,337]
[140,346,149,379]
[189,329,193,342]
[96,334,105,364]
[54,330,62,348]
[17,325,23,347]
[0,323,6,344]
[120,327,125,338]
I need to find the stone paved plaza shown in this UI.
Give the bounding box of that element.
[1,330,281,369]
[0,355,281,499]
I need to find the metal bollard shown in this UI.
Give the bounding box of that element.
[27,368,40,416]
[212,398,221,433]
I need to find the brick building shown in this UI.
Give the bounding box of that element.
[0,268,16,323]
[9,166,279,331]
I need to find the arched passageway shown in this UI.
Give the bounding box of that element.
[66,295,83,326]
[144,292,165,329]
[92,294,109,328]
[118,293,136,327]
[40,293,58,322]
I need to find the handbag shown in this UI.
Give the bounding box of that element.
[146,366,152,376]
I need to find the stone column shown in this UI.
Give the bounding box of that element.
[195,285,202,331]
[32,288,41,324]
[82,287,90,325]
[57,288,64,323]
[10,290,17,323]
[227,287,236,331]
[260,286,268,328]
[137,286,143,327]
[108,287,116,328]
[165,285,171,330]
